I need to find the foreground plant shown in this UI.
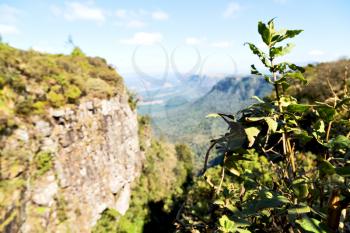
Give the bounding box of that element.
[177,19,350,233]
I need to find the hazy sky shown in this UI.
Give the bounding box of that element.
[1,0,349,79]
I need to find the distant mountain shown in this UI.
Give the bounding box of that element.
[136,74,223,115]
[193,76,271,114]
[146,75,272,164]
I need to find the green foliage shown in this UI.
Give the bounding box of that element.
[0,43,124,135]
[33,151,52,177]
[127,91,138,111]
[64,84,81,103]
[178,19,350,232]
[85,78,114,98]
[92,209,120,233]
[71,47,86,57]
[47,91,65,107]
[55,195,68,223]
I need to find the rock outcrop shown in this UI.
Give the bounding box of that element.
[1,94,142,232]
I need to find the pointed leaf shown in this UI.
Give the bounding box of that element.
[335,166,350,177]
[288,206,311,215]
[258,21,271,46]
[245,43,270,67]
[244,127,260,147]
[296,216,328,233]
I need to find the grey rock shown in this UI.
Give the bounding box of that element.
[32,175,58,206]
[15,129,29,142]
[35,120,52,137]
[51,109,65,118]
[115,184,131,215]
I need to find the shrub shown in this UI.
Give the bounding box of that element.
[92,208,120,233]
[178,19,350,233]
[127,91,138,111]
[32,101,47,115]
[64,84,81,103]
[71,47,86,57]
[46,91,65,108]
[33,151,52,177]
[85,78,113,98]
[15,98,34,115]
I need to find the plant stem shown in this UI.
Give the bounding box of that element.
[271,58,287,156]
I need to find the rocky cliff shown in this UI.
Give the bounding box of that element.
[0,44,142,232]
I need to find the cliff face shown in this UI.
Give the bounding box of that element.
[0,45,142,232]
[1,95,142,232]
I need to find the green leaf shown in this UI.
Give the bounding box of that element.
[285,72,307,84]
[250,64,262,75]
[288,206,311,215]
[319,160,335,175]
[245,117,277,133]
[258,21,271,46]
[254,195,290,210]
[236,229,251,233]
[252,96,265,103]
[270,43,295,58]
[288,63,305,72]
[294,130,313,144]
[245,43,270,67]
[264,117,278,133]
[291,178,309,199]
[273,30,303,44]
[287,104,310,113]
[228,167,240,177]
[335,166,350,177]
[314,120,325,134]
[316,105,336,122]
[296,216,328,233]
[285,30,304,39]
[335,97,350,109]
[219,215,236,233]
[206,113,221,118]
[244,127,260,147]
[330,135,350,149]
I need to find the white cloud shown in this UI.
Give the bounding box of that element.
[185,37,202,45]
[309,49,325,56]
[223,2,241,18]
[211,41,233,48]
[126,20,146,28]
[151,10,169,20]
[53,2,106,22]
[120,32,162,45]
[0,24,19,35]
[0,4,20,23]
[115,9,127,18]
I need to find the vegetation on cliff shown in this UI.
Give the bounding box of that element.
[0,43,124,135]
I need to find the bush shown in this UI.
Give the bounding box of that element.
[15,98,34,115]
[64,84,81,103]
[32,101,47,115]
[71,47,86,57]
[92,208,120,233]
[178,19,350,233]
[33,151,52,177]
[85,78,113,98]
[46,91,65,108]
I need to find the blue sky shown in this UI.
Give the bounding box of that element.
[1,0,349,80]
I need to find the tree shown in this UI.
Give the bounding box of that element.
[177,19,350,233]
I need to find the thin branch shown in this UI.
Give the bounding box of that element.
[202,141,217,174]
